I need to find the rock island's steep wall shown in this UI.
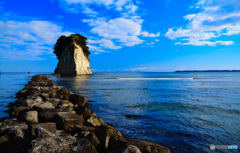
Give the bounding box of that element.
[55,42,92,75]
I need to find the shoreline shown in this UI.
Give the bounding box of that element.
[0,74,170,153]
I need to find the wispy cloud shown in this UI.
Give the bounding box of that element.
[124,67,155,71]
[56,0,160,53]
[165,0,240,46]
[83,17,144,47]
[0,20,72,60]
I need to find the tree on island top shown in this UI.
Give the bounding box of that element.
[53,34,91,61]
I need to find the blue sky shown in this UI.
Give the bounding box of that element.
[0,0,239,72]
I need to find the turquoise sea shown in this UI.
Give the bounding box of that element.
[0,72,239,153]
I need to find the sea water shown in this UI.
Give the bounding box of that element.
[1,72,239,153]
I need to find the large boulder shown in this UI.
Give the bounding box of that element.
[35,127,55,138]
[69,125,96,133]
[86,132,100,148]
[108,136,128,152]
[125,138,171,153]
[38,107,70,122]
[95,124,123,149]
[112,145,141,153]
[75,106,95,118]
[21,111,38,125]
[69,94,86,106]
[55,112,84,130]
[14,106,29,119]
[30,122,56,136]
[0,119,23,128]
[85,114,104,127]
[48,98,61,108]
[71,138,98,153]
[26,96,43,109]
[30,132,76,153]
[33,102,55,111]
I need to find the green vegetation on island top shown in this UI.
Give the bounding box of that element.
[53,34,91,61]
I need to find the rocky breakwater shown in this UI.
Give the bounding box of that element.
[0,74,171,153]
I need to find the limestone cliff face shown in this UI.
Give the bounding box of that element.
[54,42,92,75]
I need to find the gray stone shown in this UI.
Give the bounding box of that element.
[75,106,95,118]
[69,94,86,106]
[26,96,43,109]
[108,136,128,152]
[35,127,55,138]
[48,98,61,108]
[38,107,70,122]
[14,106,29,119]
[86,132,100,148]
[0,119,23,128]
[21,111,38,125]
[71,138,97,153]
[125,138,171,153]
[70,125,96,133]
[85,114,104,127]
[33,102,55,111]
[95,124,123,149]
[113,145,141,153]
[30,122,56,136]
[59,100,74,108]
[55,112,84,130]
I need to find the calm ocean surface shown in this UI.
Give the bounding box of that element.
[0,72,240,153]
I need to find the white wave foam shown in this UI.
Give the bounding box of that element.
[116,78,194,80]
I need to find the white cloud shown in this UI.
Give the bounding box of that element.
[141,31,160,37]
[82,7,98,17]
[165,0,240,46]
[63,0,114,6]
[83,17,144,46]
[146,42,154,45]
[0,20,72,60]
[57,0,159,52]
[155,39,159,41]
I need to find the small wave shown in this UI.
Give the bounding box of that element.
[116,78,194,80]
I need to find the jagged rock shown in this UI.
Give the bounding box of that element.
[35,127,55,138]
[71,138,98,153]
[3,108,14,116]
[108,136,128,152]
[33,102,55,111]
[54,42,92,75]
[55,112,84,130]
[0,134,9,145]
[75,106,95,118]
[39,107,70,122]
[30,122,56,136]
[85,114,104,127]
[48,98,61,108]
[57,88,70,96]
[14,106,30,119]
[95,124,123,149]
[30,132,76,153]
[69,94,86,106]
[21,111,38,125]
[125,138,171,153]
[69,125,96,133]
[0,123,31,153]
[86,132,100,148]
[0,119,23,128]
[59,100,74,108]
[39,93,49,101]
[112,145,141,153]
[26,96,43,109]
